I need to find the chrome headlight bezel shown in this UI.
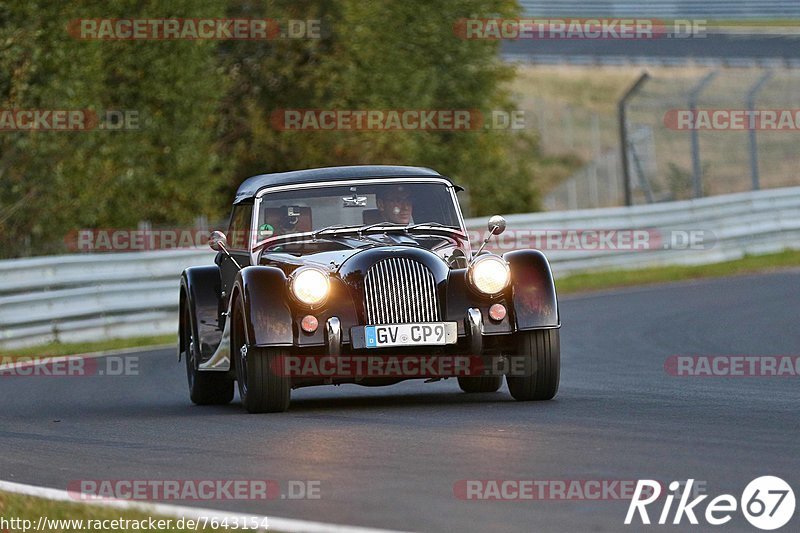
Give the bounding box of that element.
[288,266,330,308]
[468,255,511,297]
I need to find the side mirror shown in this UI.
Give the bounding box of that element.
[488,215,507,236]
[472,215,508,260]
[209,230,228,252]
[209,230,243,269]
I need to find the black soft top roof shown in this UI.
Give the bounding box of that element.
[234,165,458,204]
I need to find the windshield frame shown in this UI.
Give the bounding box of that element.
[248,177,468,255]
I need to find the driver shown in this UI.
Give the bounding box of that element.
[376,185,413,224]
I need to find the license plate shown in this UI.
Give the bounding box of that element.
[364,323,457,348]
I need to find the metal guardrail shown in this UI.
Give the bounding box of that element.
[485,186,800,274]
[0,250,213,349]
[1,187,799,349]
[503,53,800,69]
[519,1,800,19]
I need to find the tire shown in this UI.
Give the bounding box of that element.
[232,303,291,413]
[182,301,234,405]
[506,329,560,401]
[457,376,503,393]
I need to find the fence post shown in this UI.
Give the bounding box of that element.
[567,178,578,210]
[746,71,773,191]
[589,161,599,208]
[138,220,152,251]
[688,71,718,199]
[563,106,574,149]
[618,72,650,206]
[608,152,619,205]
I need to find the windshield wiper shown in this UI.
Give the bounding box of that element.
[310,222,461,240]
[405,222,461,232]
[310,223,405,241]
[357,222,408,234]
[356,222,463,237]
[311,224,362,239]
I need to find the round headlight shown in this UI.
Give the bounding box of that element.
[468,255,510,296]
[289,267,330,307]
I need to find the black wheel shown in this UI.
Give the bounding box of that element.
[457,376,502,393]
[232,302,291,413]
[506,329,560,401]
[182,301,234,405]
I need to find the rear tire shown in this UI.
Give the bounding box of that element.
[233,303,291,413]
[457,376,502,393]
[506,329,560,401]
[182,301,234,405]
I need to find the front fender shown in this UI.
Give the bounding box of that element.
[504,249,560,330]
[233,266,293,347]
[180,265,222,363]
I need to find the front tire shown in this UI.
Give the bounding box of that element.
[506,329,560,401]
[182,302,234,405]
[233,303,291,413]
[458,376,503,393]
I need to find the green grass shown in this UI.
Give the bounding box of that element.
[556,250,800,294]
[0,335,175,359]
[0,491,225,532]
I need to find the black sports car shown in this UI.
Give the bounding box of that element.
[179,165,560,412]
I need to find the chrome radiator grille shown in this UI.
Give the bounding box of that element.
[363,258,440,324]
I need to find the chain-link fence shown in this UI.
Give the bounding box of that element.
[541,68,800,210]
[543,150,623,210]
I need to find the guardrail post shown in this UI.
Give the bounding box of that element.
[51,320,60,344]
[618,72,650,206]
[688,71,718,199]
[746,71,773,191]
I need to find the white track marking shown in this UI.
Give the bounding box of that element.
[0,480,409,533]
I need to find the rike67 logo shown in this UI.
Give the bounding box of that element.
[626,477,795,530]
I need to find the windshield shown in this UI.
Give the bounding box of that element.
[254,181,462,242]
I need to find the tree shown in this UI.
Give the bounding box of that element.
[1,0,549,257]
[0,0,228,257]
[217,0,541,216]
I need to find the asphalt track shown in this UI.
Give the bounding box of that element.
[1,271,798,532]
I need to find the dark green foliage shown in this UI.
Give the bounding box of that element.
[0,0,545,258]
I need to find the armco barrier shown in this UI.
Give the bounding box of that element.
[519,0,800,19]
[1,187,799,349]
[0,250,213,349]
